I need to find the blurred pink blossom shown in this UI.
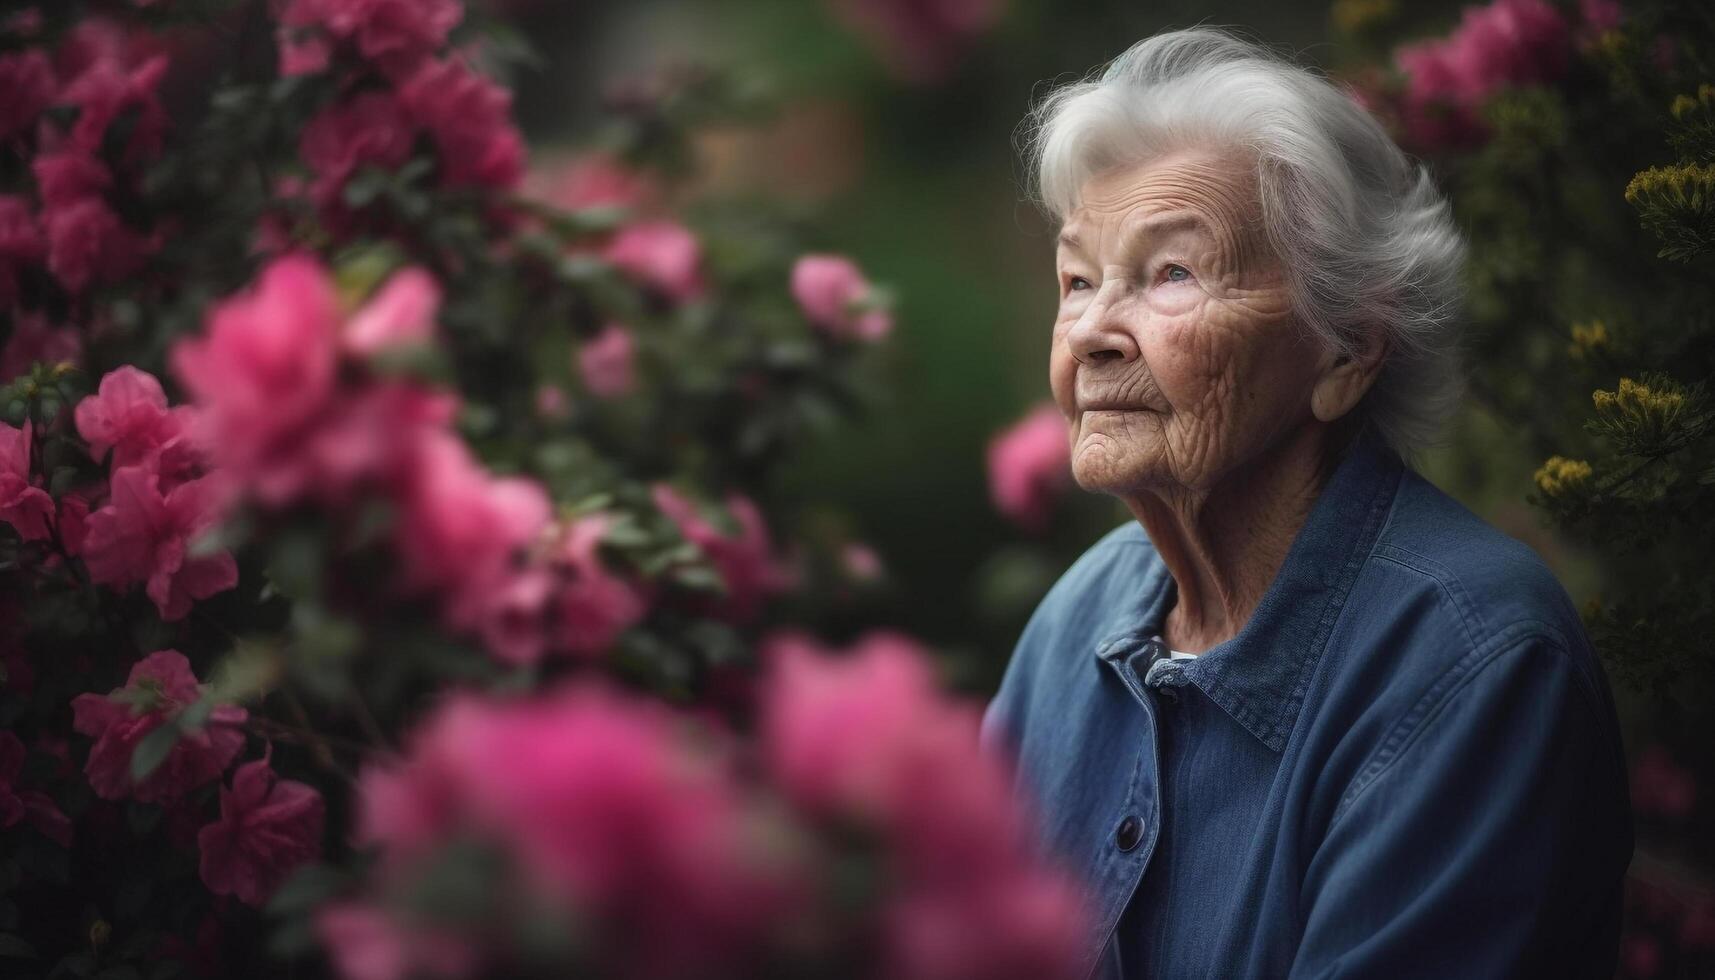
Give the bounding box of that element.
[277,0,462,78]
[198,756,326,907]
[56,53,170,166]
[605,221,705,303]
[69,650,247,804]
[394,430,552,662]
[347,685,802,979]
[791,254,892,341]
[760,631,1086,980]
[31,151,111,210]
[652,485,789,622]
[827,0,1005,85]
[299,91,415,215]
[344,266,440,356]
[550,515,647,657]
[41,197,153,294]
[1393,0,1569,149]
[0,50,55,144]
[1632,745,1696,820]
[316,902,477,980]
[0,422,54,542]
[398,58,525,190]
[0,729,71,847]
[75,366,202,477]
[172,254,342,496]
[80,465,238,621]
[578,324,635,398]
[1580,0,1623,35]
[526,153,655,213]
[843,541,884,582]
[0,311,81,383]
[987,402,1070,532]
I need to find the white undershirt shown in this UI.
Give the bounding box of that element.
[1152,634,1200,660]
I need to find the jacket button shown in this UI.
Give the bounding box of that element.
[1115,814,1141,852]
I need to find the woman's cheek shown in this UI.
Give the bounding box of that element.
[1142,280,1204,318]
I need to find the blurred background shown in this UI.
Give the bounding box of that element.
[496,0,1577,690]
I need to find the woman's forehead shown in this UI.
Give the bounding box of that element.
[1061,151,1263,255]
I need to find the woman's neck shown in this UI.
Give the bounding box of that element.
[1123,423,1335,654]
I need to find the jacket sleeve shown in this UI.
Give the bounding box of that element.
[1289,634,1632,980]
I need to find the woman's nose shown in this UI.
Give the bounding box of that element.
[1066,291,1142,366]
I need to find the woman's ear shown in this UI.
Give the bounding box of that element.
[1310,331,1390,423]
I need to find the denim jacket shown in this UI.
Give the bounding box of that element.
[979,432,1633,979]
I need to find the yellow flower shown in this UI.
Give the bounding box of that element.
[1534,456,1593,497]
[1625,164,1715,213]
[1568,320,1609,359]
[1669,83,1715,121]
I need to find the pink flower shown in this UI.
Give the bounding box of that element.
[394,430,552,659]
[0,311,81,383]
[550,515,647,657]
[791,254,892,341]
[1394,0,1570,149]
[0,730,71,847]
[604,221,705,303]
[279,0,462,77]
[827,0,1004,84]
[80,466,238,621]
[316,903,477,980]
[75,366,201,476]
[0,422,54,542]
[69,650,247,804]
[652,485,788,622]
[1632,745,1696,820]
[577,324,635,398]
[987,402,1070,531]
[1580,0,1624,34]
[57,53,170,166]
[0,50,55,144]
[352,686,800,978]
[172,254,342,492]
[198,756,325,907]
[0,195,44,307]
[760,632,1087,980]
[344,266,440,356]
[31,150,112,209]
[41,197,152,294]
[397,58,525,190]
[842,542,884,583]
[526,153,655,213]
[299,92,416,214]
[534,384,568,419]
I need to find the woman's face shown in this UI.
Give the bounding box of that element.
[1049,146,1328,496]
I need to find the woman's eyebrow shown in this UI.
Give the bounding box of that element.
[1057,211,1209,258]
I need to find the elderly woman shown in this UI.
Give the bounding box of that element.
[980,27,1632,980]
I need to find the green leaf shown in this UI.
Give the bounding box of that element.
[264,862,348,917]
[129,722,182,783]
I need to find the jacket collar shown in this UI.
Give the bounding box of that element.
[1094,428,1404,752]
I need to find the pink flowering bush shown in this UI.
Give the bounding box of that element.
[986,401,1070,532]
[0,2,1082,977]
[1392,0,1570,149]
[320,637,1084,980]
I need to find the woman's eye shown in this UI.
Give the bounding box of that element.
[1067,276,1093,292]
[1164,264,1191,283]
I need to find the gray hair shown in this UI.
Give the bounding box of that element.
[1021,27,1467,457]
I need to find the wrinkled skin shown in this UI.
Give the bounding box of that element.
[1049,146,1384,651]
